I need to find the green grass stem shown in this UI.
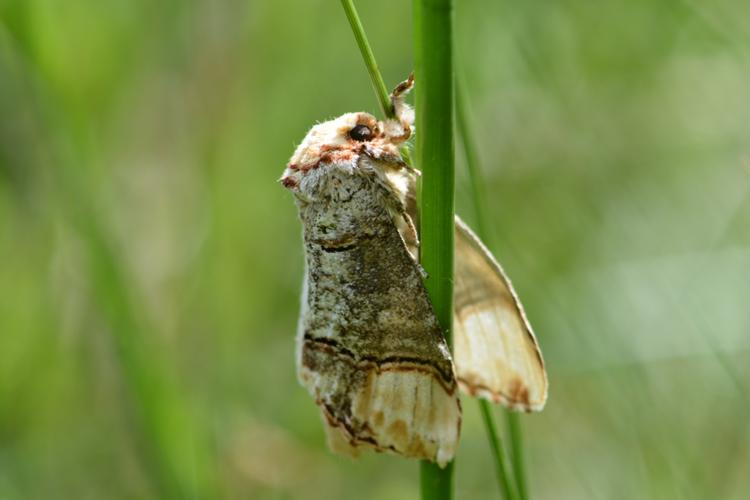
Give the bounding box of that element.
[456,80,529,500]
[479,400,518,500]
[507,413,528,500]
[339,0,394,118]
[455,83,489,241]
[456,82,522,500]
[414,0,455,498]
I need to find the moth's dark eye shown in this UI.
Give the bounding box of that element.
[349,124,373,142]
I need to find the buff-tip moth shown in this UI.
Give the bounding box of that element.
[280,76,547,467]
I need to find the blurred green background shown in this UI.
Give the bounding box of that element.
[1,0,749,499]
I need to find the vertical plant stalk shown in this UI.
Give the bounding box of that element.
[414,0,455,498]
[455,83,489,240]
[340,0,393,119]
[456,83,518,500]
[478,401,518,500]
[456,81,528,500]
[507,413,528,500]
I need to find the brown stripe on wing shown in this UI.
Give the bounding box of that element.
[456,376,534,412]
[302,333,457,393]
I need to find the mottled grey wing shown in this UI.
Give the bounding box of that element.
[453,217,548,411]
[297,189,461,466]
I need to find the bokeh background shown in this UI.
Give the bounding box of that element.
[1,1,749,499]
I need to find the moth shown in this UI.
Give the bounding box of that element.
[280,76,547,467]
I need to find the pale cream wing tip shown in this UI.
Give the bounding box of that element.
[453,216,549,412]
[303,366,461,467]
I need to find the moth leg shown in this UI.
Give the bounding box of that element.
[402,212,419,247]
[397,212,420,262]
[386,74,415,143]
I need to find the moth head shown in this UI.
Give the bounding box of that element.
[280,75,415,196]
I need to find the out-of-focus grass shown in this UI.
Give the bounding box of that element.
[1,1,749,499]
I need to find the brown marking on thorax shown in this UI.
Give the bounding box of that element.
[288,145,360,172]
[281,177,298,188]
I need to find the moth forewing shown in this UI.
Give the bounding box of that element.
[452,217,548,411]
[292,163,461,466]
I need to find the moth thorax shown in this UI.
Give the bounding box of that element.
[299,169,393,248]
